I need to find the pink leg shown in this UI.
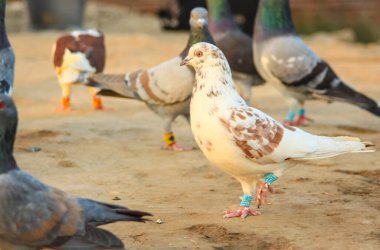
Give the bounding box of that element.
[223,207,261,219]
[162,142,193,152]
[254,183,275,208]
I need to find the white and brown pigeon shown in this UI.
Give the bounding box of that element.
[0,94,151,249]
[207,0,264,103]
[253,0,380,125]
[0,0,15,96]
[53,29,106,111]
[87,7,215,152]
[181,42,375,219]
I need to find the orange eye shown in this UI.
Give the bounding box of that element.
[195,50,203,57]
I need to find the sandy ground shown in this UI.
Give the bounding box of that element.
[6,14,380,250]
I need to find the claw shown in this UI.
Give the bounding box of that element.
[162,143,193,152]
[223,207,261,219]
[254,182,274,208]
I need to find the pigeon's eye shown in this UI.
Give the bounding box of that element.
[0,101,5,109]
[195,50,203,57]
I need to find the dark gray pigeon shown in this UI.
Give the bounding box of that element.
[253,0,380,125]
[207,0,264,103]
[87,7,215,152]
[0,94,151,249]
[0,0,15,96]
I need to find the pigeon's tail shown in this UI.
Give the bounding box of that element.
[78,198,152,226]
[298,135,375,161]
[323,81,380,117]
[53,224,125,250]
[87,73,136,99]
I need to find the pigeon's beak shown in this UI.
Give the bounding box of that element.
[180,56,192,66]
[197,18,207,26]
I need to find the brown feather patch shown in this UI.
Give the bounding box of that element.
[140,70,164,103]
[220,107,284,160]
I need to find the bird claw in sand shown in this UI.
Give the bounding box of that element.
[54,106,72,112]
[254,183,275,208]
[284,116,314,126]
[223,207,261,219]
[162,143,194,152]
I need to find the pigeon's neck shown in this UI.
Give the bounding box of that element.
[192,60,244,107]
[0,0,10,49]
[255,0,295,40]
[180,26,215,59]
[0,123,18,173]
[207,0,238,34]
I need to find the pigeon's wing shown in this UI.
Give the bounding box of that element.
[0,47,15,96]
[0,171,84,247]
[220,106,373,163]
[87,73,136,99]
[217,30,262,79]
[261,36,380,115]
[77,198,151,226]
[127,56,194,105]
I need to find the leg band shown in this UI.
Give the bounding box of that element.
[240,195,253,207]
[164,132,176,146]
[264,172,278,185]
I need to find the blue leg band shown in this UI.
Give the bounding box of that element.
[286,111,296,122]
[240,195,253,207]
[298,108,305,117]
[264,173,278,185]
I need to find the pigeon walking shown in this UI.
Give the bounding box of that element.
[0,94,151,249]
[207,0,264,103]
[253,0,380,125]
[87,7,215,152]
[53,29,106,111]
[181,42,375,218]
[0,0,15,96]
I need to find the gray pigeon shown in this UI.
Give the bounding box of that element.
[0,0,15,96]
[207,0,264,102]
[253,0,380,125]
[0,94,151,249]
[87,7,215,152]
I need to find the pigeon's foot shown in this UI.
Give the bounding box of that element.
[55,97,71,112]
[162,143,193,152]
[223,207,261,219]
[254,183,274,208]
[294,115,314,126]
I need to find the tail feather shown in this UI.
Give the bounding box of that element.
[78,198,152,226]
[87,73,136,99]
[323,82,380,116]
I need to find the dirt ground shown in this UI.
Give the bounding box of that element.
[6,6,380,250]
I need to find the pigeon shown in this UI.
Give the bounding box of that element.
[253,0,380,125]
[0,94,151,249]
[181,42,375,218]
[207,0,264,103]
[53,29,106,111]
[0,0,15,96]
[87,7,215,152]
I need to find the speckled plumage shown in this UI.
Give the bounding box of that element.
[182,42,375,217]
[0,0,15,96]
[87,7,215,151]
[253,0,380,123]
[0,94,150,249]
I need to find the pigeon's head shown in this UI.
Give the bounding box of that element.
[180,42,227,70]
[0,94,17,132]
[189,7,209,30]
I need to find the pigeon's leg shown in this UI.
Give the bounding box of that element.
[58,83,71,111]
[161,117,193,152]
[223,182,261,219]
[88,87,104,110]
[254,172,277,208]
[284,98,298,125]
[294,101,313,126]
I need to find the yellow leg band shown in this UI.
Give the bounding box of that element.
[164,132,176,146]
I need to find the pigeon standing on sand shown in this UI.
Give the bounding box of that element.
[0,94,151,249]
[253,0,380,125]
[207,0,264,103]
[181,42,375,218]
[87,7,215,152]
[53,29,106,111]
[0,0,15,96]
